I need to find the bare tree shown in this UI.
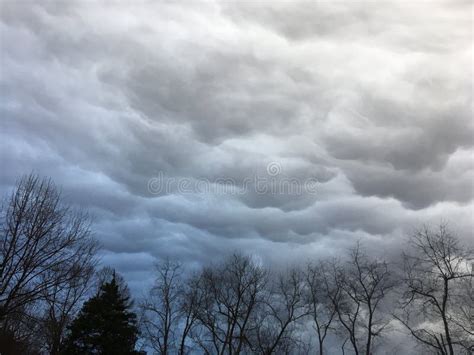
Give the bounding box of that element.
[322,244,394,355]
[193,253,267,355]
[0,174,98,346]
[140,259,199,355]
[346,244,394,354]
[178,274,204,354]
[395,224,474,354]
[305,262,337,355]
[38,256,97,355]
[253,268,309,354]
[0,302,42,354]
[320,260,357,354]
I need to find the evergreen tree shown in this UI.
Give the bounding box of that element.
[63,274,139,355]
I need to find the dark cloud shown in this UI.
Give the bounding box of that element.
[1,0,472,321]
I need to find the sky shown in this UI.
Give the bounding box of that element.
[0,0,473,291]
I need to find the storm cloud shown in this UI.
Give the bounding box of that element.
[0,0,472,292]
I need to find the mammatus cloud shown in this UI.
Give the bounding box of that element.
[1,0,472,313]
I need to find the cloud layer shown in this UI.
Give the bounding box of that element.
[1,0,472,290]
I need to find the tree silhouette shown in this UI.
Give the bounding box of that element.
[64,274,139,355]
[396,225,474,354]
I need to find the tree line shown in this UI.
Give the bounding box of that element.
[1,174,473,354]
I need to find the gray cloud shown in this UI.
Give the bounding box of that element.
[1,0,472,308]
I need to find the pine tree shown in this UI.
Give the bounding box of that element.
[63,274,139,354]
